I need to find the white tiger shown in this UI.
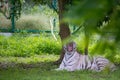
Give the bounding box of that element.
[56,42,116,72]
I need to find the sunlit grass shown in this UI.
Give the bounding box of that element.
[0,54,58,64]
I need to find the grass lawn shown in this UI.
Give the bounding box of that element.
[0,55,120,80]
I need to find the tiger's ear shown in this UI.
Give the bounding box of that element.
[64,45,67,51]
[73,42,76,51]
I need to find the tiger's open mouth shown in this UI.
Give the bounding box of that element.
[66,51,74,55]
[68,50,73,52]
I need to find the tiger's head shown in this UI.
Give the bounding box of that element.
[64,42,76,55]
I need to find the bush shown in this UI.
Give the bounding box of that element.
[0,33,120,64]
[0,33,61,57]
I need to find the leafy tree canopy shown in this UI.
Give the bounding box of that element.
[64,0,120,60]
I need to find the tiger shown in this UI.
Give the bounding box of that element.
[56,42,116,72]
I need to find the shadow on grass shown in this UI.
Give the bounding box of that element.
[0,61,59,71]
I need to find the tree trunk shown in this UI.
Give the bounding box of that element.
[55,0,70,64]
[84,47,88,55]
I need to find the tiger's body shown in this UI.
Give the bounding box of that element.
[56,42,116,72]
[57,51,115,72]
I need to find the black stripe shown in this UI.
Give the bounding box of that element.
[63,61,67,67]
[96,60,108,66]
[68,61,72,63]
[65,52,75,61]
[67,63,76,66]
[67,54,81,67]
[85,58,88,69]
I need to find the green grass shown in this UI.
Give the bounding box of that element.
[0,55,120,80]
[1,68,120,80]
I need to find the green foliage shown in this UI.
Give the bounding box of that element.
[31,0,51,5]
[65,0,113,27]
[22,4,57,17]
[0,34,61,57]
[7,0,23,19]
[64,0,120,62]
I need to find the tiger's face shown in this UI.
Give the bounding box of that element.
[66,43,73,52]
[64,42,76,55]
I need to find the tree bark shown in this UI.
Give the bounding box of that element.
[55,0,70,64]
